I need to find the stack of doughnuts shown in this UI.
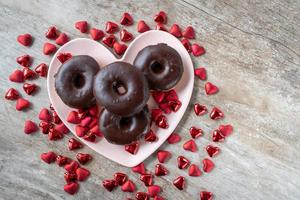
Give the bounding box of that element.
[55,43,183,145]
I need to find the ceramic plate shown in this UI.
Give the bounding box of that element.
[47,30,194,167]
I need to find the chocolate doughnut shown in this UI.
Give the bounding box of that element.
[55,55,100,109]
[93,62,150,116]
[133,43,183,91]
[100,106,150,145]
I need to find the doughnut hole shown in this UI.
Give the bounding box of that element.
[119,117,133,130]
[72,73,85,89]
[112,81,127,95]
[150,60,165,74]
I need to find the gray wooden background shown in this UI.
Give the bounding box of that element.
[0,0,299,199]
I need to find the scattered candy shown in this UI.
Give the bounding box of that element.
[167,133,181,144]
[155,164,168,176]
[188,164,202,177]
[177,156,190,169]
[170,24,182,38]
[183,139,197,152]
[202,158,214,173]
[148,185,161,197]
[219,124,233,137]
[191,43,205,57]
[17,33,32,46]
[182,26,195,39]
[39,108,52,122]
[173,176,185,190]
[45,26,58,39]
[140,173,153,186]
[181,38,191,52]
[125,141,139,154]
[205,82,218,95]
[24,120,38,134]
[152,91,165,104]
[40,151,57,164]
[151,108,163,121]
[90,28,104,40]
[56,33,69,45]
[155,115,169,129]
[132,162,146,174]
[113,42,127,55]
[105,21,118,33]
[212,129,225,142]
[49,130,64,141]
[56,155,69,167]
[5,88,19,100]
[80,116,92,127]
[168,99,182,112]
[57,52,72,63]
[159,103,171,114]
[157,150,171,163]
[68,138,83,150]
[103,179,117,192]
[43,42,57,55]
[35,63,48,77]
[154,11,167,24]
[75,21,88,33]
[206,145,220,157]
[76,167,90,181]
[189,126,203,139]
[39,121,52,134]
[64,182,79,195]
[120,29,133,42]
[121,180,136,192]
[75,125,88,137]
[54,123,68,134]
[16,98,30,111]
[194,103,207,116]
[52,111,61,124]
[102,35,116,48]
[23,83,37,95]
[154,196,165,200]
[65,160,80,172]
[48,128,63,140]
[194,67,207,80]
[76,153,92,165]
[144,129,157,142]
[200,191,213,200]
[67,111,81,124]
[16,54,31,67]
[88,105,98,117]
[9,69,24,83]
[210,107,224,120]
[64,171,77,183]
[114,172,127,185]
[120,12,133,26]
[89,125,102,137]
[23,68,36,80]
[156,23,167,32]
[83,132,96,142]
[136,192,149,200]
[137,20,150,33]
[164,89,178,101]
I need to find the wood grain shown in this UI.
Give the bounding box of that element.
[0,0,299,199]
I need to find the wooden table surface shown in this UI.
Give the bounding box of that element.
[0,0,299,199]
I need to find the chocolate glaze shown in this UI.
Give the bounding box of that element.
[133,43,184,91]
[93,61,150,116]
[100,106,150,145]
[55,55,100,109]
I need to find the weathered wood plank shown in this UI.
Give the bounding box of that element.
[0,0,299,199]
